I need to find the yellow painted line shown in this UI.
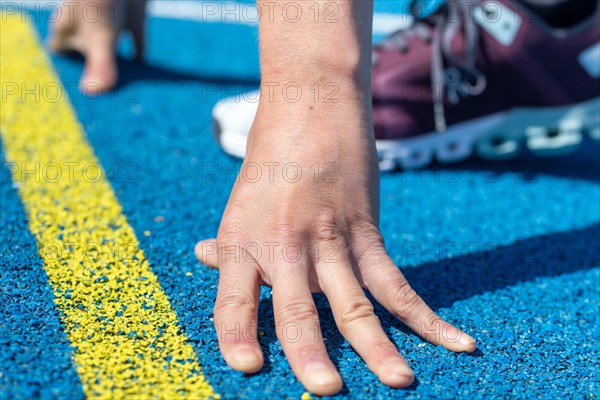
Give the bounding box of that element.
[0,15,217,399]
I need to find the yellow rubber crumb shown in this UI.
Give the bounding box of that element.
[0,15,216,399]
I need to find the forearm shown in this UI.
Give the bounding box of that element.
[256,0,374,115]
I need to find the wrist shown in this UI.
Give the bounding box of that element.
[247,95,375,160]
[253,88,372,136]
[255,72,372,125]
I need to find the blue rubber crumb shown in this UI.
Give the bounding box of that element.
[0,151,84,400]
[1,6,599,399]
[59,39,600,399]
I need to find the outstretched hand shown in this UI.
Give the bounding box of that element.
[195,94,476,396]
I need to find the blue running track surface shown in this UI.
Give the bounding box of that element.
[1,2,599,399]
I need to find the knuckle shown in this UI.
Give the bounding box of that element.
[422,314,445,338]
[277,300,318,324]
[353,237,388,266]
[217,224,256,265]
[314,208,340,241]
[351,221,383,240]
[266,219,300,242]
[297,344,326,361]
[348,225,391,278]
[390,279,422,315]
[339,297,376,327]
[217,222,248,245]
[215,291,257,315]
[371,339,398,355]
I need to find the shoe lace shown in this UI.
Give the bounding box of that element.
[374,0,488,132]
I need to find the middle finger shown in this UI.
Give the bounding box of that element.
[315,238,415,388]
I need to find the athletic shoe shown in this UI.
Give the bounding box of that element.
[212,0,600,170]
[212,90,260,160]
[372,0,600,169]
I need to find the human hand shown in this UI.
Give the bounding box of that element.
[48,0,146,93]
[195,88,476,396]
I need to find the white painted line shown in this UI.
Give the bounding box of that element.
[0,0,412,34]
[147,0,258,26]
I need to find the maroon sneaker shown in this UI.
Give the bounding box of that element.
[211,0,599,170]
[372,0,600,169]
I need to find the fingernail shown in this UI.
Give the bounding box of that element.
[459,333,477,352]
[382,358,413,377]
[380,359,414,388]
[230,345,261,369]
[306,362,341,388]
[442,324,477,352]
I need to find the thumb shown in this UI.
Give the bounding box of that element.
[194,239,219,269]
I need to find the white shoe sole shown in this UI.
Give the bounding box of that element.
[212,92,600,171]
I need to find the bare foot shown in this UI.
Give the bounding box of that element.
[48,0,147,93]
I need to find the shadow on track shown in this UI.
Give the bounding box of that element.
[58,51,261,88]
[116,57,261,88]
